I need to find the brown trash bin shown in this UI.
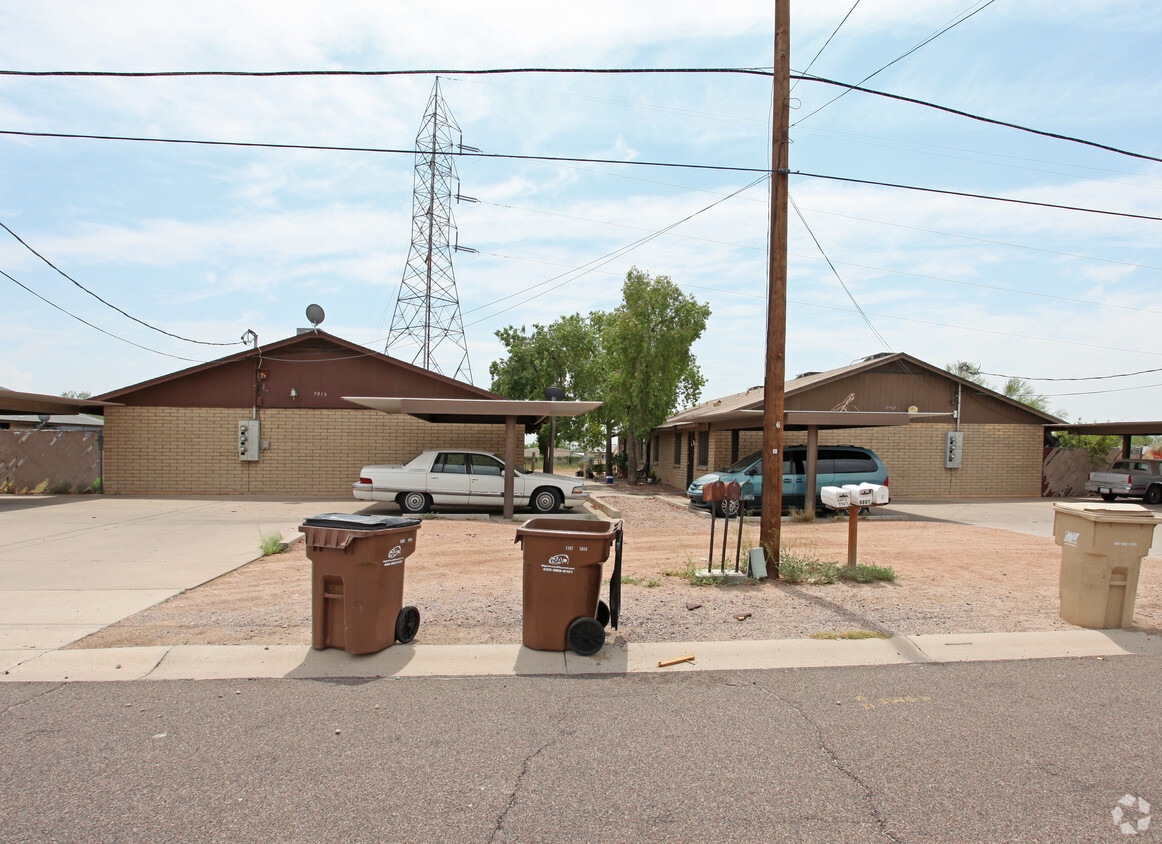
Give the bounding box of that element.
[516,518,621,655]
[299,513,422,654]
[1052,502,1160,629]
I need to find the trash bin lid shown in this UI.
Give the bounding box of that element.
[301,513,422,530]
[1053,502,1159,522]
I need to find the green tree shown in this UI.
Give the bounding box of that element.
[603,267,710,482]
[945,361,987,386]
[1001,377,1055,415]
[488,313,607,468]
[60,390,92,399]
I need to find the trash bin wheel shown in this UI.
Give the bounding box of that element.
[596,600,610,628]
[395,605,421,644]
[566,617,605,656]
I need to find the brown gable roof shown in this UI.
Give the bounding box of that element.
[94,330,502,409]
[659,352,1063,429]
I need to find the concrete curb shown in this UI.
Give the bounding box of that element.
[4,630,1159,683]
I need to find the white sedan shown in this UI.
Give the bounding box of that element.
[353,450,589,514]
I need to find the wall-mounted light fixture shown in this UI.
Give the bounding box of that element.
[290,388,298,400]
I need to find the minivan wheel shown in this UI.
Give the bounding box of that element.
[717,499,741,519]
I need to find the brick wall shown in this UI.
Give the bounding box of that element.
[651,423,1042,498]
[103,407,508,494]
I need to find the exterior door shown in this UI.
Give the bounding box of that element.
[428,452,471,505]
[467,453,507,506]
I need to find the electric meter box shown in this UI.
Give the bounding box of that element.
[238,419,260,461]
[842,484,876,507]
[820,486,850,509]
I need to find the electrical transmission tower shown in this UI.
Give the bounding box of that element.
[385,77,475,383]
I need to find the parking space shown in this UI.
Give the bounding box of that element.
[0,495,341,654]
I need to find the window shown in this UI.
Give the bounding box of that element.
[833,456,878,473]
[697,431,709,465]
[673,433,682,464]
[469,454,504,476]
[434,453,467,474]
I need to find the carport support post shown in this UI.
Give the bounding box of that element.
[503,415,517,519]
[1123,434,1132,459]
[805,426,818,513]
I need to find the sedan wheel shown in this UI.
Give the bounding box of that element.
[532,489,561,513]
[1146,485,1162,506]
[399,491,430,514]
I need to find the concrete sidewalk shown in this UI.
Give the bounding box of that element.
[4,629,1161,682]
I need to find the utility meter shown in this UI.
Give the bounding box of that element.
[238,420,260,461]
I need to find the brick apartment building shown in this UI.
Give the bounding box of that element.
[650,352,1061,499]
[93,331,508,495]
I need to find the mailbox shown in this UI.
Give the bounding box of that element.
[842,484,876,507]
[701,480,726,502]
[820,486,850,509]
[870,484,890,505]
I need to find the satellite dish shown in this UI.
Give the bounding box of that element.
[305,304,325,327]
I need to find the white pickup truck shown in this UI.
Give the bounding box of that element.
[1085,458,1162,505]
[353,449,589,514]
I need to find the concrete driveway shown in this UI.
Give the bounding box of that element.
[881,496,1161,547]
[0,495,342,657]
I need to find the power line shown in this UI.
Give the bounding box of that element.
[0,129,766,174]
[980,367,1162,382]
[797,74,1162,165]
[1042,381,1162,398]
[789,194,892,351]
[793,0,999,125]
[462,176,768,325]
[4,65,1161,165]
[791,171,1162,222]
[0,219,244,347]
[2,268,202,361]
[793,0,863,91]
[0,67,772,79]
[5,127,1159,222]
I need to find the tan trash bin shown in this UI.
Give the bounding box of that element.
[515,518,622,655]
[1052,502,1159,629]
[299,513,422,654]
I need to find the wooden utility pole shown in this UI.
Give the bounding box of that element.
[760,0,790,576]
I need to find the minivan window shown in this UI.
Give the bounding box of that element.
[725,450,762,473]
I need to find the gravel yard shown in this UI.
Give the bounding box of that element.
[69,492,1162,650]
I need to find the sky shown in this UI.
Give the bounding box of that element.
[1,1,1161,424]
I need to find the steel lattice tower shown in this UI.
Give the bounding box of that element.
[385,77,473,382]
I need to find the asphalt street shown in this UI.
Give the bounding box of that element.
[4,654,1160,843]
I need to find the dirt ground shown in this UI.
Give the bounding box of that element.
[69,493,1162,650]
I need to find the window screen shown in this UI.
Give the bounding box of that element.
[697,431,709,465]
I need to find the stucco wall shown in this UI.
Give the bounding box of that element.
[103,406,508,495]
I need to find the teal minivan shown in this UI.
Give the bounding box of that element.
[686,445,889,516]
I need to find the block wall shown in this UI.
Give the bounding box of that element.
[651,423,1043,498]
[103,407,508,495]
